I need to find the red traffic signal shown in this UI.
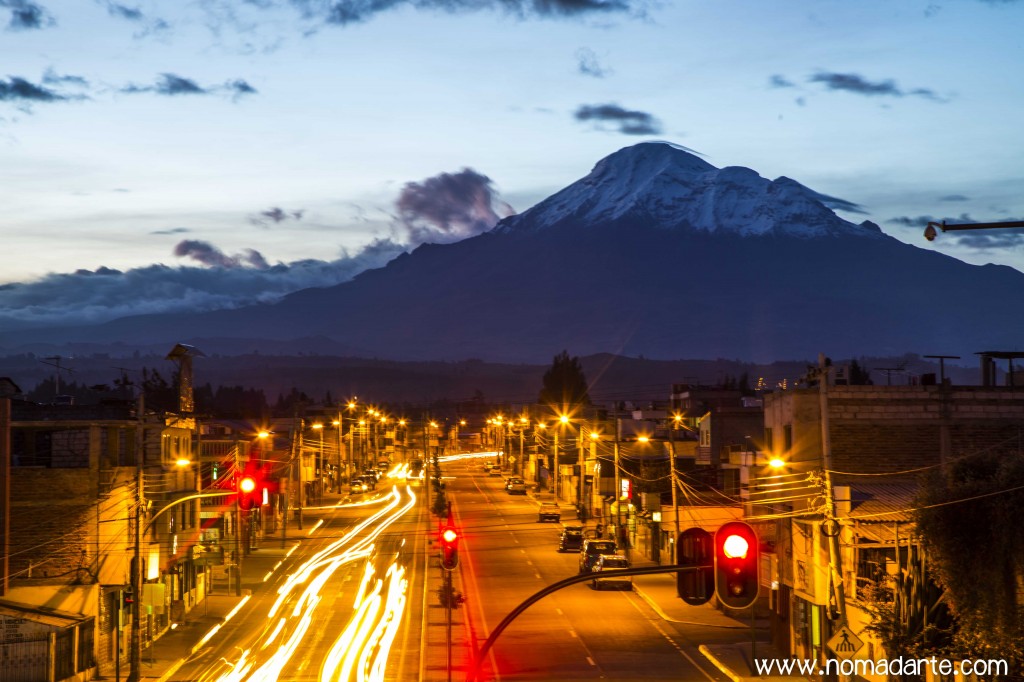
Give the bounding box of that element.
[122,586,135,609]
[440,525,459,571]
[237,475,258,510]
[714,521,759,610]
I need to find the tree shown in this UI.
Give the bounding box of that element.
[915,452,1024,672]
[538,351,590,411]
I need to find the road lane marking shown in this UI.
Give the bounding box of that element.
[569,629,577,638]
[587,657,595,667]
[624,593,720,682]
[556,608,563,616]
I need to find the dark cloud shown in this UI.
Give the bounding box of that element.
[104,1,143,21]
[808,71,946,102]
[396,168,515,245]
[0,76,65,102]
[228,79,257,96]
[576,48,611,78]
[121,74,257,98]
[150,227,190,235]
[173,240,271,269]
[887,214,943,227]
[249,207,305,226]
[157,73,205,95]
[888,213,1024,248]
[769,74,794,88]
[315,0,633,26]
[2,0,53,30]
[774,177,866,215]
[939,194,969,202]
[574,102,662,135]
[42,68,89,87]
[0,239,412,327]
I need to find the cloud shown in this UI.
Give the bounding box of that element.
[887,213,1024,248]
[173,240,271,269]
[939,194,969,202]
[0,76,65,102]
[576,48,611,78]
[311,0,635,26]
[396,168,515,245]
[249,206,305,226]
[121,73,257,98]
[103,1,142,21]
[774,177,866,215]
[42,68,89,87]
[0,238,413,328]
[2,0,53,30]
[769,74,795,88]
[574,102,662,135]
[0,165,514,328]
[808,71,946,102]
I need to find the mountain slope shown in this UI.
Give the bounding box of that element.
[4,142,1024,364]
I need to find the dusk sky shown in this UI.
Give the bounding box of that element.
[3,0,1023,326]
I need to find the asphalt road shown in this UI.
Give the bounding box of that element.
[445,456,730,682]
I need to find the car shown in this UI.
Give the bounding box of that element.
[537,502,561,522]
[488,466,504,476]
[358,474,377,490]
[590,554,633,590]
[482,462,495,472]
[348,478,367,494]
[506,477,527,494]
[557,525,584,552]
[578,538,618,573]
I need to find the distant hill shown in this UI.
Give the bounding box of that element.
[4,142,1023,364]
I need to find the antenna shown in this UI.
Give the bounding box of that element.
[40,355,75,396]
[923,355,961,385]
[872,359,907,386]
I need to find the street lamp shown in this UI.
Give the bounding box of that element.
[311,423,324,504]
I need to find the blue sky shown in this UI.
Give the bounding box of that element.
[3,0,1023,326]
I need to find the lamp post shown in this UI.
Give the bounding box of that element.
[312,423,323,504]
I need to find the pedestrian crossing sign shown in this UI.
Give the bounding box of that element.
[826,625,864,659]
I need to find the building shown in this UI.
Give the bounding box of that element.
[760,367,1024,674]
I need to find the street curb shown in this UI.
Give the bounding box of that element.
[632,580,749,629]
[698,644,742,682]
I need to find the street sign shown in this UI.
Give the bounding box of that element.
[508,456,516,463]
[826,625,864,659]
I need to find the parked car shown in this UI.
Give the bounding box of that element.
[488,466,504,476]
[506,477,527,494]
[578,538,618,573]
[537,502,561,522]
[557,525,584,552]
[590,554,633,590]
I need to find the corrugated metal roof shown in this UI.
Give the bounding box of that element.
[838,481,918,544]
[0,599,92,629]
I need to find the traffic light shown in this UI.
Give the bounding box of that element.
[714,521,759,609]
[237,475,257,510]
[440,525,459,570]
[676,527,713,606]
[122,586,135,609]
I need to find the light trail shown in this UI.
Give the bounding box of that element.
[208,485,418,681]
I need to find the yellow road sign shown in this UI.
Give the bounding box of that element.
[826,625,864,659]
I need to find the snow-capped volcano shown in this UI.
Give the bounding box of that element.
[496,141,877,239]
[6,141,1024,364]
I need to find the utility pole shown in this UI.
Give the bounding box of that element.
[127,394,144,682]
[553,428,559,501]
[816,354,847,627]
[668,417,680,548]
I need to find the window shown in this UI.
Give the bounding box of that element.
[783,425,793,453]
[763,427,773,452]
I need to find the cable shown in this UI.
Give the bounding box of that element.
[842,482,1024,521]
